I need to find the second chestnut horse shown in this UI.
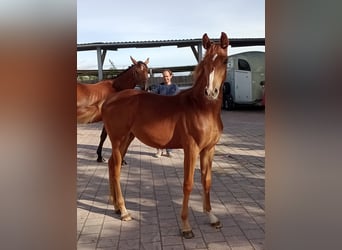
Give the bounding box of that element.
[102,32,229,238]
[77,56,149,162]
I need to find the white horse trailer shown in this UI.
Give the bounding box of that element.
[222,51,265,110]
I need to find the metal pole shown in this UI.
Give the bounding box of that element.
[198,43,203,62]
[96,47,103,80]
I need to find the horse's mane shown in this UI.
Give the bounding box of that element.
[114,61,146,79]
[178,59,211,96]
[96,61,146,81]
[192,62,204,82]
[192,51,213,83]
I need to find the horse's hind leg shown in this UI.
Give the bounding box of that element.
[120,133,135,165]
[97,126,128,165]
[109,147,131,221]
[200,147,221,229]
[96,126,107,162]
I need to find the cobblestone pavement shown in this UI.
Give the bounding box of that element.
[77,108,265,249]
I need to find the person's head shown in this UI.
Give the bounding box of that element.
[162,69,173,85]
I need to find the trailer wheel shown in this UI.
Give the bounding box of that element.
[222,82,235,110]
[223,94,235,110]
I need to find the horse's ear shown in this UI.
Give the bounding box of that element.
[202,33,211,49]
[144,57,150,65]
[130,56,137,65]
[220,32,229,49]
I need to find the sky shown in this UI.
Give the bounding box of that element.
[77,0,265,71]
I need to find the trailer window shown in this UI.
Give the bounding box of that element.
[238,59,251,71]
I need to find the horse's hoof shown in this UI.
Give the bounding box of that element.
[211,221,223,229]
[97,157,106,163]
[121,213,132,221]
[181,230,195,239]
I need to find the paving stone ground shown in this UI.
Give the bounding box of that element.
[77,108,265,250]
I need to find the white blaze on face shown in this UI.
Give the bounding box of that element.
[207,53,218,93]
[208,68,215,92]
[205,53,221,99]
[212,53,218,62]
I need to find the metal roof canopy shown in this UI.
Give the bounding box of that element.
[77,37,265,80]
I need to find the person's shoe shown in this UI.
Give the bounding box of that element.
[166,151,173,158]
[155,149,162,158]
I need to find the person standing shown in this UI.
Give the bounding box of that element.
[151,69,180,158]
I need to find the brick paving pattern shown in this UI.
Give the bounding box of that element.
[77,109,265,249]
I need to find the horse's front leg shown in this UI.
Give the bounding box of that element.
[109,147,131,221]
[200,146,222,229]
[96,126,107,162]
[181,145,198,239]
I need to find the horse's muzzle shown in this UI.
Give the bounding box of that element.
[204,87,219,99]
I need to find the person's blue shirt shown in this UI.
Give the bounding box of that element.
[153,83,180,96]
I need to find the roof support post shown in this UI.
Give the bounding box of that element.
[197,43,203,62]
[190,45,199,62]
[101,49,107,65]
[96,47,104,80]
[190,43,203,62]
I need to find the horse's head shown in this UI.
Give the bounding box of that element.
[200,32,229,100]
[130,56,150,91]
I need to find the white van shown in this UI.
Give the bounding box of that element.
[222,51,265,110]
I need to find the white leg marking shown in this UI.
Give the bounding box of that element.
[206,211,219,224]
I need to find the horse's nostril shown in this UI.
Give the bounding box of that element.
[204,88,209,96]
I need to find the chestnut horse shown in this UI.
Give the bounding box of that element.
[77,56,149,162]
[102,32,229,238]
